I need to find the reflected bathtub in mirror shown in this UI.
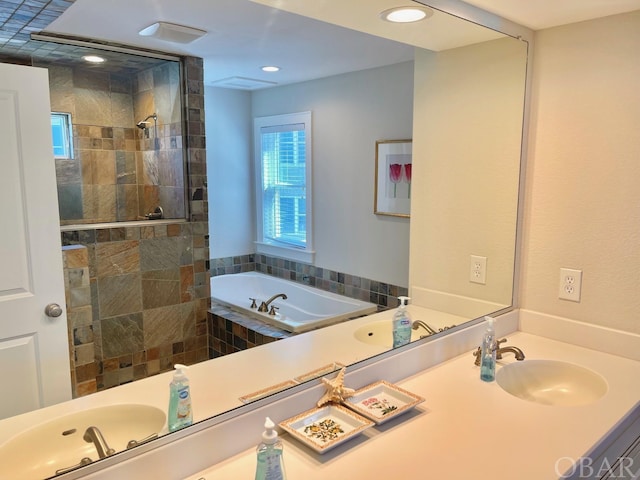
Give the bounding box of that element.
[210,272,377,333]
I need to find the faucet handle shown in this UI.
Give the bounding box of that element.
[473,346,482,366]
[496,338,507,349]
[269,305,279,316]
[249,298,257,309]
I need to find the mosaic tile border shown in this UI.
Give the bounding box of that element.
[208,304,293,358]
[210,254,408,309]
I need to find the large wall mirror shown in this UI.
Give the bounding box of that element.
[0,0,529,477]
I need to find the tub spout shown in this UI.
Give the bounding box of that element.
[258,293,287,312]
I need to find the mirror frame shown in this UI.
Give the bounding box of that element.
[37,1,535,478]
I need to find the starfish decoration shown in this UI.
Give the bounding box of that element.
[316,367,355,407]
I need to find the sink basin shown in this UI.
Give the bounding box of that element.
[496,360,608,406]
[0,404,166,480]
[353,320,425,347]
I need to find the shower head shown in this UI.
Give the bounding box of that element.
[136,113,157,129]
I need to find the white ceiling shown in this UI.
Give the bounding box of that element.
[44,0,639,89]
[458,0,640,30]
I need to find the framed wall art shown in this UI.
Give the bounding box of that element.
[374,139,412,217]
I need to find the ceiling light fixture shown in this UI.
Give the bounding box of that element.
[82,55,105,63]
[139,22,207,44]
[380,6,433,23]
[261,66,280,73]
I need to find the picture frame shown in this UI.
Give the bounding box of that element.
[374,139,412,217]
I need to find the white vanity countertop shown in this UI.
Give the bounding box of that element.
[185,331,640,480]
[0,305,463,445]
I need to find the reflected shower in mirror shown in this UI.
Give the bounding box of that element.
[31,44,187,225]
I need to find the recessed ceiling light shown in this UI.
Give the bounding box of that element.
[82,55,105,63]
[261,66,280,73]
[380,6,433,23]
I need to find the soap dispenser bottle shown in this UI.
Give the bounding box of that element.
[392,296,413,348]
[480,316,496,382]
[255,417,287,480]
[168,364,193,432]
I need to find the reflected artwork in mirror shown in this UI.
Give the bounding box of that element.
[0,0,530,478]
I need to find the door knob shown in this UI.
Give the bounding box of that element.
[44,303,63,318]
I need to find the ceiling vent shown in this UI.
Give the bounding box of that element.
[139,22,207,44]
[210,76,278,90]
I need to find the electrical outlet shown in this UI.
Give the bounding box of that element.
[559,268,582,302]
[470,255,487,284]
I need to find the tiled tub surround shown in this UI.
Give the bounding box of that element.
[208,254,404,358]
[46,59,186,224]
[208,304,293,358]
[210,254,408,309]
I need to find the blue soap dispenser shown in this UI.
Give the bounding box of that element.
[392,296,412,348]
[168,364,193,432]
[255,417,287,480]
[480,316,496,382]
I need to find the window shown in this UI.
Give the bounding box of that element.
[254,112,314,262]
[51,112,73,159]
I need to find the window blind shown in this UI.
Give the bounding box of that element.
[260,124,307,248]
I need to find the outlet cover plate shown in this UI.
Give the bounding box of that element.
[559,268,582,302]
[470,255,487,285]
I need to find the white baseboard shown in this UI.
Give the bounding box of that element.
[519,309,640,362]
[410,286,508,319]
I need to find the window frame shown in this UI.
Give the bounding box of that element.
[253,111,314,263]
[51,112,74,159]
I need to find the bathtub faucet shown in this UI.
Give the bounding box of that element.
[258,293,288,312]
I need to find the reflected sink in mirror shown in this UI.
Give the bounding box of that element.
[496,360,608,406]
[0,404,165,480]
[354,320,424,347]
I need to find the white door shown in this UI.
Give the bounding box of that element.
[0,63,71,419]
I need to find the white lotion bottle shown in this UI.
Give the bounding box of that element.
[167,364,193,432]
[392,296,412,348]
[255,417,287,480]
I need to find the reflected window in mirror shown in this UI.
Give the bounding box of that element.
[51,112,74,159]
[254,111,314,263]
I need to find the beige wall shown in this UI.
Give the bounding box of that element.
[521,11,640,333]
[409,38,527,315]
[241,62,414,287]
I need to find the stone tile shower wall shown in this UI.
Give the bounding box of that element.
[62,245,96,397]
[60,57,210,393]
[47,61,185,224]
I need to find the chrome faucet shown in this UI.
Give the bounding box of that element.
[412,320,438,336]
[473,338,525,366]
[258,293,287,312]
[83,426,115,459]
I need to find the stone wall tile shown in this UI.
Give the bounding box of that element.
[101,313,143,359]
[142,268,180,309]
[95,240,140,277]
[98,273,142,317]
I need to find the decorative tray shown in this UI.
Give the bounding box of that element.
[343,380,424,424]
[279,404,373,454]
[293,362,345,383]
[238,380,298,404]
